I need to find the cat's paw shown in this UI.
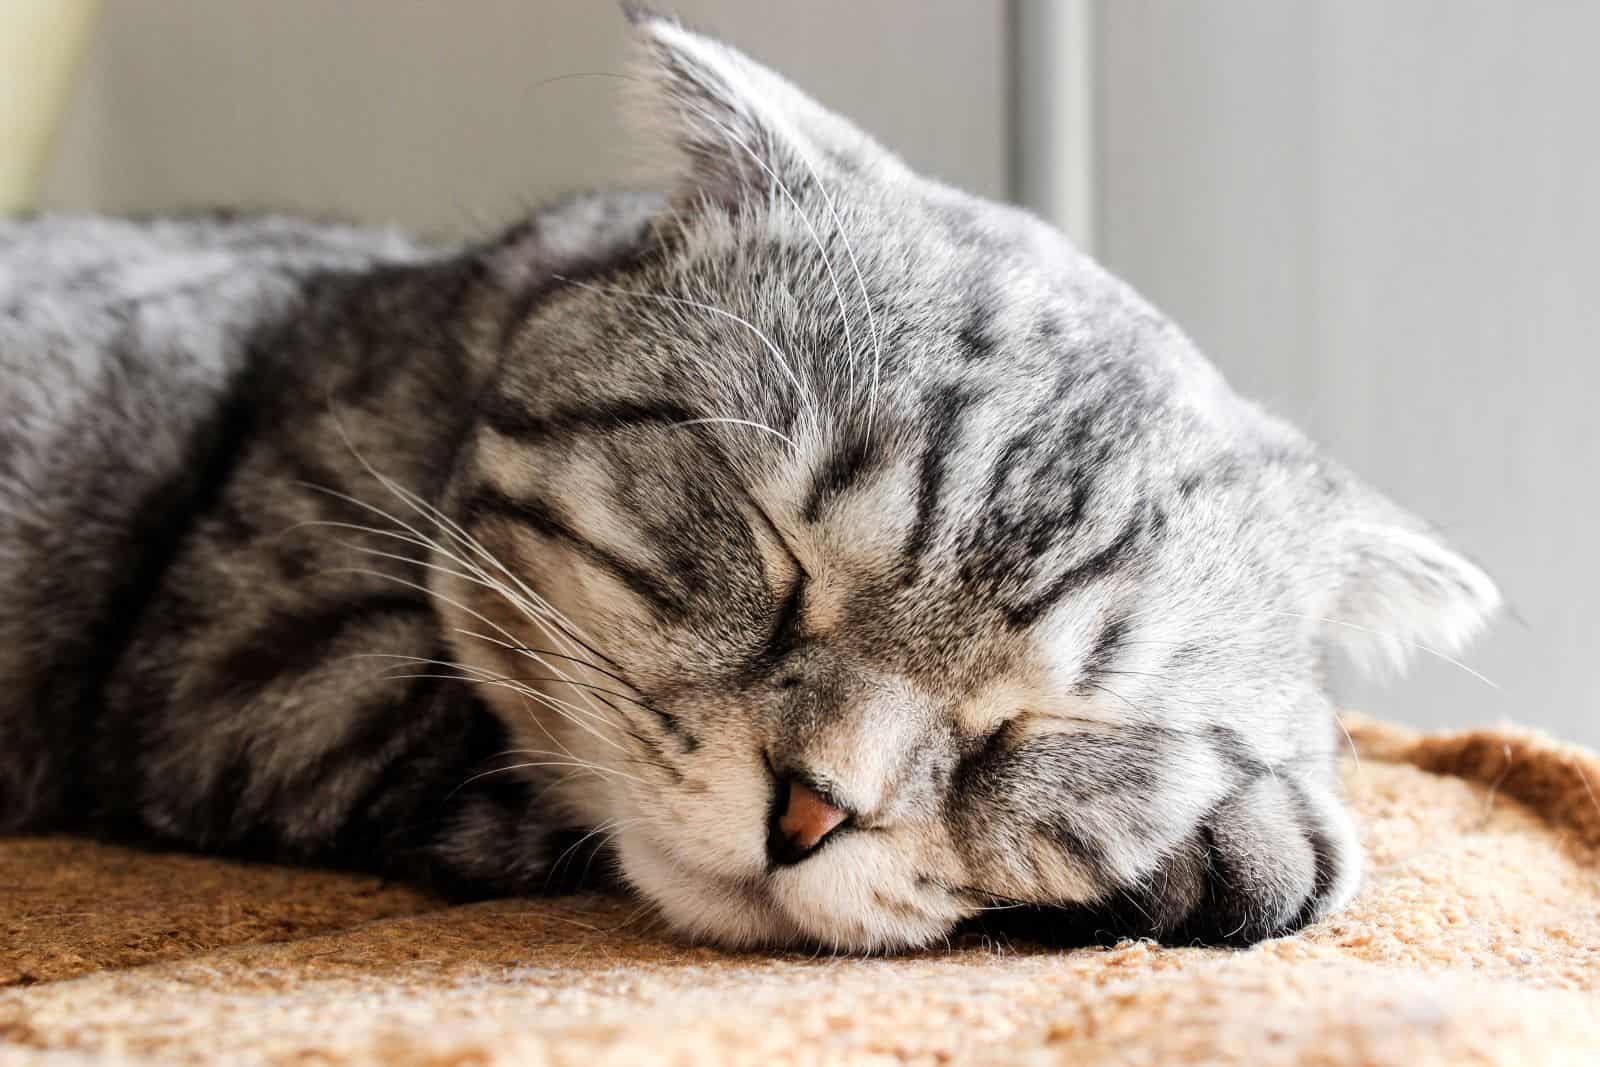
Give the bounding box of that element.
[1154,772,1361,946]
[973,772,1360,949]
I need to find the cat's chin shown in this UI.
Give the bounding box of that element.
[614,830,966,953]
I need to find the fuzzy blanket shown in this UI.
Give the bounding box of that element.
[3,713,1598,1066]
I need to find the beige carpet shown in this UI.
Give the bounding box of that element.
[3,714,1599,1066]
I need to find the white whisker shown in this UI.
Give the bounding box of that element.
[669,417,797,449]
[1334,714,1363,777]
[1211,608,1501,691]
[457,758,647,790]
[310,417,628,730]
[372,672,631,753]
[315,563,634,752]
[788,143,883,445]
[352,652,656,715]
[320,403,609,670]
[674,99,861,409]
[558,277,818,434]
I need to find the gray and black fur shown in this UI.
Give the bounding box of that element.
[0,14,1498,951]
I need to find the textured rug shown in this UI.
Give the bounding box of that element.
[3,713,1598,1066]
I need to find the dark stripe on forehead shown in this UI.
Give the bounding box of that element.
[801,436,874,523]
[983,430,1038,506]
[1003,513,1146,628]
[899,385,978,582]
[956,300,999,363]
[492,213,659,351]
[1076,614,1131,683]
[1205,723,1270,780]
[463,486,686,619]
[480,395,698,444]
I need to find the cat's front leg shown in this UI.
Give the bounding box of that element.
[990,766,1361,948]
[106,636,567,899]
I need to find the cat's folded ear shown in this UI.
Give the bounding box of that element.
[1322,482,1500,676]
[623,7,893,208]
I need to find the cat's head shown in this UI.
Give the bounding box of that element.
[435,12,1498,951]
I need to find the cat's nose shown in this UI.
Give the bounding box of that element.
[767,776,850,866]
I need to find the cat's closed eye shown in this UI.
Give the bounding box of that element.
[764,571,808,660]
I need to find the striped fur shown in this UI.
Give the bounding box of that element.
[0,14,1497,951]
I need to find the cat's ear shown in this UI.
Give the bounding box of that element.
[1323,484,1500,676]
[624,6,890,208]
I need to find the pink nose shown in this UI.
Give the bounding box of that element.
[777,780,848,852]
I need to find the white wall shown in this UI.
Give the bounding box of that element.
[1096,1,1600,743]
[42,1,1009,234]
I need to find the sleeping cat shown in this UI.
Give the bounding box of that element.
[0,11,1497,952]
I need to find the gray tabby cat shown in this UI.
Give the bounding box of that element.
[0,12,1496,952]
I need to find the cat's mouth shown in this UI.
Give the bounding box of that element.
[613,821,968,953]
[616,829,808,947]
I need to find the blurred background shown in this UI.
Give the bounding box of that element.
[19,2,1598,743]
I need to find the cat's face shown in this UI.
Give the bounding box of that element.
[436,14,1498,951]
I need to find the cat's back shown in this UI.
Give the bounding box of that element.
[0,213,440,580]
[0,213,436,388]
[0,213,441,827]
[5,214,435,493]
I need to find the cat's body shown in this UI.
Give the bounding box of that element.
[0,198,659,890]
[0,14,1497,952]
